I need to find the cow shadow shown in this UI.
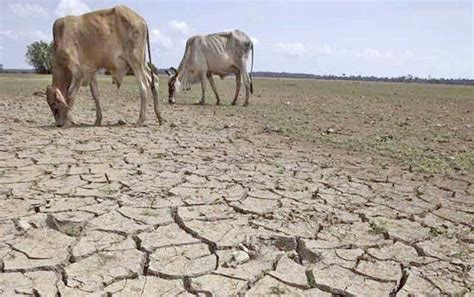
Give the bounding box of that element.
[169,101,226,107]
[38,122,133,129]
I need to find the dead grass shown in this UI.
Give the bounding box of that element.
[1,73,472,175]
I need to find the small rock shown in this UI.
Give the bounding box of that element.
[322,128,337,135]
[224,123,234,129]
[232,250,250,264]
[17,220,32,232]
[13,118,21,123]
[117,119,126,125]
[169,122,177,128]
[238,243,249,253]
[263,125,281,133]
[287,250,299,260]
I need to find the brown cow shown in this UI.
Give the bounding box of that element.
[46,5,162,127]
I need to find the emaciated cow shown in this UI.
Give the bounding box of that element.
[46,5,162,127]
[166,30,254,106]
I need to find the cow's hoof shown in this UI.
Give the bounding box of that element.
[243,102,249,107]
[94,120,102,126]
[61,120,74,128]
[135,119,145,126]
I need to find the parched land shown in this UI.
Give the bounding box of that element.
[0,74,472,296]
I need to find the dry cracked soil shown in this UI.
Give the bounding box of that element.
[0,74,472,296]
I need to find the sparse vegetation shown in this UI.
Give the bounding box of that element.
[1,74,472,176]
[99,185,118,195]
[369,219,388,235]
[269,285,288,295]
[142,208,153,216]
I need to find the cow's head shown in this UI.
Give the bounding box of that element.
[46,85,71,127]
[165,67,180,104]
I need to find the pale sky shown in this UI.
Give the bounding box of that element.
[0,0,472,78]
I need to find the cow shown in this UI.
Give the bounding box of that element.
[166,30,254,106]
[45,5,162,127]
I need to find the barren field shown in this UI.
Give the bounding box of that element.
[0,74,472,296]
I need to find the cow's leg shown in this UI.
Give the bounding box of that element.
[67,78,80,105]
[241,71,251,106]
[199,74,206,105]
[206,73,220,105]
[145,64,162,124]
[89,76,102,126]
[65,78,81,125]
[131,65,148,126]
[231,71,241,106]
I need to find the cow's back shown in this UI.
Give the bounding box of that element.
[52,6,147,72]
[201,30,251,60]
[228,30,252,55]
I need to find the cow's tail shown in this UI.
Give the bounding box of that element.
[146,27,156,91]
[249,42,254,94]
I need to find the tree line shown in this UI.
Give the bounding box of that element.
[251,72,473,86]
[21,41,474,86]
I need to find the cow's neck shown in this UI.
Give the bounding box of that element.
[176,65,185,81]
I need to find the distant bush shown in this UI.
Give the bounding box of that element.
[25,41,53,74]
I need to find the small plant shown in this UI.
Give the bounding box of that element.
[142,208,154,216]
[451,289,469,297]
[369,219,388,235]
[99,185,118,195]
[333,229,353,241]
[428,226,450,238]
[269,285,288,295]
[306,270,317,288]
[451,249,470,260]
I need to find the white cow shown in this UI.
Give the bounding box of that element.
[166,30,254,106]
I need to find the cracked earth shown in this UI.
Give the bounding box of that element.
[0,75,472,296]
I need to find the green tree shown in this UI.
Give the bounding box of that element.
[25,41,53,74]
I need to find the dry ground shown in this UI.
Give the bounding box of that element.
[0,74,472,296]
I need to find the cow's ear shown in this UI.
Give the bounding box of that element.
[46,85,55,105]
[165,70,171,76]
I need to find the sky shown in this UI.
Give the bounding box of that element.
[0,0,472,78]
